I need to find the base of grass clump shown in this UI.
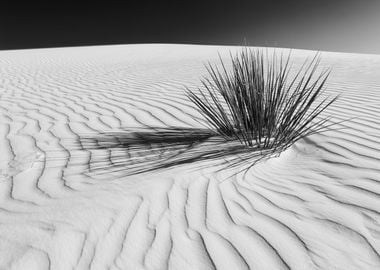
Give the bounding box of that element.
[186,47,338,160]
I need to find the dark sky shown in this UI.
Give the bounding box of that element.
[1,0,380,54]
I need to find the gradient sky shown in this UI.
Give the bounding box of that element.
[1,0,380,54]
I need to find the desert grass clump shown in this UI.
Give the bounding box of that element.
[187,48,337,156]
[74,48,339,177]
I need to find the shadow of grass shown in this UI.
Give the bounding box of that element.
[76,127,281,177]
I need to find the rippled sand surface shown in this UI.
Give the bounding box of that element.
[1,44,380,270]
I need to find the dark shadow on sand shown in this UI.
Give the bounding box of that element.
[74,127,280,177]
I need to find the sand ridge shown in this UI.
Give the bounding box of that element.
[0,44,380,269]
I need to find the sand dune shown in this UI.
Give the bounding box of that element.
[1,44,380,269]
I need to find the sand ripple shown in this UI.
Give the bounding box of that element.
[0,44,380,269]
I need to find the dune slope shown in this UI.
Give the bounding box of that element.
[0,44,380,270]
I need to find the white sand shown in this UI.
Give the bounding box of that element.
[0,44,380,269]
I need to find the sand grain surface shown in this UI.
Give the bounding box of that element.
[1,44,380,269]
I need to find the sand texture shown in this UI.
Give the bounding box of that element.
[0,44,380,269]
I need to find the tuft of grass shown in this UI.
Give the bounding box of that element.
[71,48,340,178]
[186,48,338,156]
